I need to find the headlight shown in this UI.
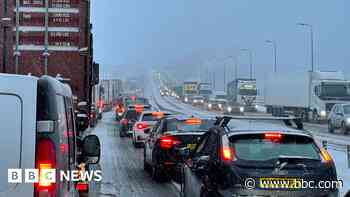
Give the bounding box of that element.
[218,104,222,109]
[193,99,198,103]
[208,103,212,108]
[227,106,232,113]
[118,112,123,116]
[239,106,245,113]
[320,110,327,117]
[346,118,350,125]
[200,100,204,103]
[255,104,259,109]
[184,97,188,102]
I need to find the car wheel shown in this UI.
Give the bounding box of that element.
[143,147,150,171]
[328,121,335,133]
[151,165,169,182]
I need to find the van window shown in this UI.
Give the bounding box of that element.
[56,96,69,175]
[64,98,76,166]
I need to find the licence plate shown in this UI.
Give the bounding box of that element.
[259,178,303,189]
[186,144,196,150]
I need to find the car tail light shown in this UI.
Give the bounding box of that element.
[264,133,283,142]
[121,119,128,125]
[159,136,181,149]
[76,182,88,191]
[35,138,56,197]
[136,122,148,130]
[320,148,333,163]
[220,146,236,162]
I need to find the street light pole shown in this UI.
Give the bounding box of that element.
[298,23,314,72]
[240,49,253,79]
[265,40,277,73]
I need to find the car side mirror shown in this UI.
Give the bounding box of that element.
[144,128,151,134]
[82,135,101,164]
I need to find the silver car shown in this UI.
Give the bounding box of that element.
[328,104,350,134]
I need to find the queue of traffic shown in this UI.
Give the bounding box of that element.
[115,93,342,197]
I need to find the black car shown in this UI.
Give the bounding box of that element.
[143,115,215,182]
[119,109,142,137]
[180,116,339,197]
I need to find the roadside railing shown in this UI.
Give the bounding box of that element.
[322,140,350,168]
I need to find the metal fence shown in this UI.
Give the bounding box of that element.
[322,140,350,169]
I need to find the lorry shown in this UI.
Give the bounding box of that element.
[265,71,350,121]
[183,81,199,102]
[198,83,213,100]
[227,78,258,107]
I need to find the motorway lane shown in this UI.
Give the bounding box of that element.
[88,112,179,197]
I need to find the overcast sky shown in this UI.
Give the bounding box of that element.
[91,0,349,84]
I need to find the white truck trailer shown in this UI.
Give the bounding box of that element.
[265,71,350,120]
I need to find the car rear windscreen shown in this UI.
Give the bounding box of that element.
[166,119,215,132]
[125,110,140,120]
[229,134,320,162]
[142,114,162,121]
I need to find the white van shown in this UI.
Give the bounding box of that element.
[0,74,101,197]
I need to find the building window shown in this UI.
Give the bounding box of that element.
[51,0,71,8]
[51,13,70,23]
[4,0,8,15]
[22,0,44,6]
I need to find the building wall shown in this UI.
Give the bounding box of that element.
[0,0,92,102]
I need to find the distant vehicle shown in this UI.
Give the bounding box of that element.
[328,104,350,134]
[198,83,213,100]
[183,81,199,102]
[227,78,257,107]
[143,115,215,182]
[207,98,229,111]
[124,96,150,107]
[89,104,98,127]
[119,108,142,137]
[132,111,171,148]
[180,116,338,197]
[265,71,350,121]
[191,95,205,106]
[0,74,101,197]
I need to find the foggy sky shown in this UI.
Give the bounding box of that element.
[91,0,349,85]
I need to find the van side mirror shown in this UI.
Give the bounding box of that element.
[82,135,101,164]
[144,128,151,134]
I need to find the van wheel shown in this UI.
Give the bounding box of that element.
[143,148,150,172]
[328,121,335,133]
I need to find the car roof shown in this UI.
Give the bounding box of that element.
[165,114,214,121]
[141,110,172,115]
[227,120,313,138]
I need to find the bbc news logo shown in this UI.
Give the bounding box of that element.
[8,169,102,183]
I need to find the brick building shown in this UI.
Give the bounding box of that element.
[0,0,96,103]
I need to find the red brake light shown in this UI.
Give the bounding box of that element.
[220,146,235,161]
[264,133,283,142]
[136,123,148,130]
[159,136,181,149]
[76,182,88,191]
[35,138,56,196]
